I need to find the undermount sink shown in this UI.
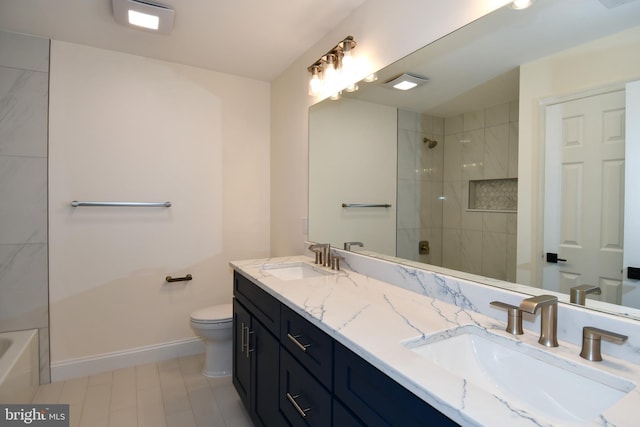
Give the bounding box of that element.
[261,262,334,281]
[404,325,635,425]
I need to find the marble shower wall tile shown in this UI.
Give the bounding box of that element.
[397,111,444,263]
[0,67,48,157]
[0,32,49,72]
[0,31,50,384]
[0,243,48,330]
[0,156,48,243]
[484,123,509,179]
[438,100,519,281]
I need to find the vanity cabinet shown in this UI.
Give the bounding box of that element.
[232,273,287,427]
[334,342,458,427]
[233,270,456,427]
[280,348,332,426]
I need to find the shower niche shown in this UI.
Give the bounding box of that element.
[468,178,518,212]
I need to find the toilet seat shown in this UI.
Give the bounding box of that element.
[191,303,233,324]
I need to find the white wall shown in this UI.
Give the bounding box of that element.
[48,41,270,377]
[308,98,397,255]
[518,26,640,288]
[270,0,512,256]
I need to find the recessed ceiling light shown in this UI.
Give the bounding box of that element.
[383,73,429,91]
[112,0,175,34]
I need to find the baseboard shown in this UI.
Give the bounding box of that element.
[50,337,204,382]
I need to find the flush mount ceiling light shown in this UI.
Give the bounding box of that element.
[383,73,429,91]
[112,0,175,34]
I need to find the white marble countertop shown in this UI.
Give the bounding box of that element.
[231,255,640,427]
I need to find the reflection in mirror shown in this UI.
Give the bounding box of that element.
[308,0,640,318]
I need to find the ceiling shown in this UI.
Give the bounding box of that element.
[342,0,640,116]
[0,0,368,81]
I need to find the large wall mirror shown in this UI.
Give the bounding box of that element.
[309,0,640,319]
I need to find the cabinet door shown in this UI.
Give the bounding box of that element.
[333,398,366,427]
[334,343,458,427]
[252,319,288,427]
[232,299,251,408]
[280,349,332,427]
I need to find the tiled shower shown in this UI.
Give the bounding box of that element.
[0,31,50,383]
[397,101,519,282]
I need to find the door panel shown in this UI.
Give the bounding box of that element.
[543,90,625,303]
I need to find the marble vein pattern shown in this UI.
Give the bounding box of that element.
[232,254,640,427]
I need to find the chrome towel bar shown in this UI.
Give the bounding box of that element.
[341,203,392,208]
[71,201,171,207]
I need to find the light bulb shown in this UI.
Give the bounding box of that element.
[323,54,337,82]
[341,42,354,73]
[308,66,322,96]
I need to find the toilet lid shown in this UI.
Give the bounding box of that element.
[191,303,233,323]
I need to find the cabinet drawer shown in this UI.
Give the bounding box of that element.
[334,342,457,427]
[234,271,280,335]
[280,305,333,389]
[280,348,332,427]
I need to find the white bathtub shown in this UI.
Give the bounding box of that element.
[0,329,39,403]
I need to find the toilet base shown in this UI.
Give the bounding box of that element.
[201,340,232,378]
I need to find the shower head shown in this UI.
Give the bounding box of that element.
[423,137,438,149]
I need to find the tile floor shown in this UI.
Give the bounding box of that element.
[30,353,254,427]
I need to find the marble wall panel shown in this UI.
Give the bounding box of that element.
[0,67,48,157]
[0,31,50,384]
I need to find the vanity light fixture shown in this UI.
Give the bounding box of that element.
[112,0,175,34]
[307,36,357,97]
[383,73,429,91]
[364,73,378,82]
[510,0,536,10]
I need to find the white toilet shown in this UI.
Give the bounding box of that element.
[190,303,233,377]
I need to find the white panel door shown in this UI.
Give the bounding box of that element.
[623,80,640,307]
[543,90,625,304]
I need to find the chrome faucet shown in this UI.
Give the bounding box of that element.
[519,295,559,347]
[308,243,331,267]
[344,241,363,251]
[570,285,601,305]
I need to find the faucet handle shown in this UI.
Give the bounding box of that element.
[580,326,628,361]
[308,245,323,265]
[344,241,364,251]
[570,285,601,305]
[331,255,345,270]
[490,301,524,335]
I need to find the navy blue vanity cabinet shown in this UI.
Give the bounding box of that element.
[334,342,459,427]
[280,348,332,426]
[232,270,458,427]
[279,305,334,426]
[333,398,366,426]
[232,299,251,407]
[280,304,334,389]
[232,272,288,427]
